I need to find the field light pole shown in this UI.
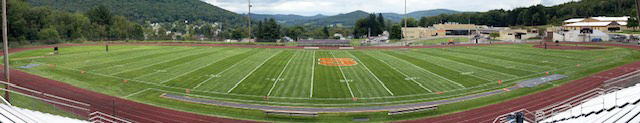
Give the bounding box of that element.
[403,0,407,46]
[2,0,9,103]
[248,0,252,41]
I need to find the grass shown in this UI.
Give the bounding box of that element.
[6,44,640,122]
[415,38,469,45]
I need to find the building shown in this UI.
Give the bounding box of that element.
[402,22,507,40]
[497,29,538,41]
[562,16,630,33]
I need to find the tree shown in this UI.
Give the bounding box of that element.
[389,24,402,40]
[86,5,114,26]
[38,27,60,44]
[489,32,500,39]
[628,17,639,31]
[255,18,281,42]
[401,18,418,27]
[285,26,305,41]
[322,27,330,39]
[377,13,385,30]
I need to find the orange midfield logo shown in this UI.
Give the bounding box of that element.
[318,58,357,66]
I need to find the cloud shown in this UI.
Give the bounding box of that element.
[203,0,576,16]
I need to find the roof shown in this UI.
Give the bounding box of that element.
[591,16,630,21]
[564,18,585,23]
[564,22,626,27]
[564,16,630,23]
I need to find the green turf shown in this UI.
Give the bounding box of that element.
[8,44,640,122]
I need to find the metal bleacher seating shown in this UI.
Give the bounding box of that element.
[542,83,640,123]
[0,95,88,123]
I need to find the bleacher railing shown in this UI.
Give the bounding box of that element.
[492,70,640,123]
[0,81,135,123]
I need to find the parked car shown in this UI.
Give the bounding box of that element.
[591,38,603,42]
[609,34,627,42]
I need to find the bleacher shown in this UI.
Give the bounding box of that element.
[0,97,88,123]
[541,83,640,123]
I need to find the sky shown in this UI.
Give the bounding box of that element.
[203,0,576,16]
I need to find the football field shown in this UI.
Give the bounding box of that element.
[9,44,636,107]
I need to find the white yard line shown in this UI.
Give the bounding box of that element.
[157,50,248,84]
[413,52,512,81]
[310,51,316,98]
[107,48,217,76]
[266,52,298,96]
[380,52,466,88]
[226,50,283,93]
[84,47,198,71]
[378,60,433,93]
[192,51,257,90]
[330,51,356,98]
[123,88,152,98]
[345,51,395,96]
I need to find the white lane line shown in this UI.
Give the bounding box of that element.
[192,51,258,90]
[157,49,249,84]
[310,51,316,98]
[329,51,355,98]
[123,88,152,98]
[227,50,283,93]
[106,48,214,75]
[267,52,298,96]
[383,52,466,88]
[345,51,395,96]
[378,60,433,93]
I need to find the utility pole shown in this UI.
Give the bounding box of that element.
[403,0,407,46]
[2,0,10,103]
[248,0,252,41]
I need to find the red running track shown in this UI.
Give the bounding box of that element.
[0,43,637,123]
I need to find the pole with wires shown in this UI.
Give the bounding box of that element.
[2,0,9,103]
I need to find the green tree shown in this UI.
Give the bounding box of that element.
[401,17,418,27]
[389,24,402,40]
[489,32,500,39]
[38,27,60,44]
[628,17,639,31]
[86,5,114,26]
[322,27,330,39]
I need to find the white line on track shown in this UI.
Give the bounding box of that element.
[379,52,466,88]
[310,51,316,98]
[266,52,298,96]
[106,48,215,75]
[227,50,283,93]
[378,60,433,93]
[345,51,395,96]
[123,88,152,98]
[157,49,249,84]
[192,51,257,90]
[330,51,356,98]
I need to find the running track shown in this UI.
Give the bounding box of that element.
[0,43,637,123]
